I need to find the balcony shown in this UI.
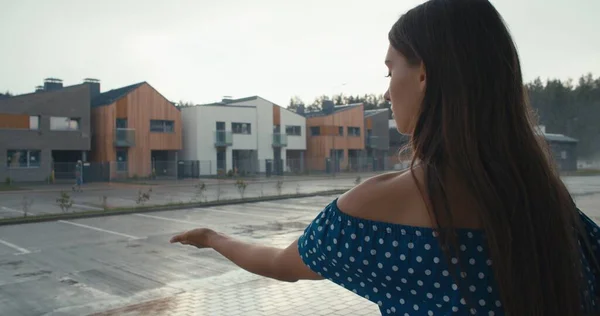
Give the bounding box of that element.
[114,128,135,147]
[366,135,378,148]
[214,130,233,147]
[272,133,288,147]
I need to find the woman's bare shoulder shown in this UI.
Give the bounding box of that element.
[336,168,431,226]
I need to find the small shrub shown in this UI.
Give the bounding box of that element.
[216,179,223,201]
[56,191,73,213]
[101,195,109,210]
[136,188,152,205]
[5,177,12,186]
[235,179,248,199]
[193,181,207,202]
[354,176,362,185]
[227,169,234,177]
[21,196,33,217]
[275,180,284,195]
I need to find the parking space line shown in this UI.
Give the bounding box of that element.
[57,220,142,239]
[253,201,319,211]
[1,206,25,215]
[0,238,31,254]
[196,208,278,219]
[133,213,197,225]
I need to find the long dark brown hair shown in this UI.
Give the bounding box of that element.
[389,0,597,314]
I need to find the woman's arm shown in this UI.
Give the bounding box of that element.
[171,228,323,282]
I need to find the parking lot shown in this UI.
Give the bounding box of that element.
[1,175,599,315]
[0,176,366,220]
[0,194,382,315]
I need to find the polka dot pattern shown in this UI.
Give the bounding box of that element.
[298,199,600,315]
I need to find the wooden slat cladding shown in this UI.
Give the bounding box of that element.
[0,113,29,129]
[90,105,115,163]
[116,98,128,118]
[90,83,182,179]
[273,105,281,125]
[366,117,373,129]
[306,104,365,171]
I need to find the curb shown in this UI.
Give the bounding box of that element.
[0,189,348,226]
[0,174,373,195]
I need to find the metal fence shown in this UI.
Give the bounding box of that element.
[8,155,412,184]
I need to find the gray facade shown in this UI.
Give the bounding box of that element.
[365,109,390,150]
[544,134,578,172]
[364,109,390,170]
[0,83,91,182]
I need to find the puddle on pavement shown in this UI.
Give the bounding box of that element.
[235,221,307,234]
[14,270,52,277]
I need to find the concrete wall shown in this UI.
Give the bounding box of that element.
[0,85,91,182]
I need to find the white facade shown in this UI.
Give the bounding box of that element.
[226,96,307,172]
[180,97,307,175]
[181,104,260,175]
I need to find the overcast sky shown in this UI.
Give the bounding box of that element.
[1,0,598,106]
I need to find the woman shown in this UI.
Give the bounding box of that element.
[171,0,600,314]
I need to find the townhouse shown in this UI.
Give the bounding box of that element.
[302,101,366,172]
[0,78,92,182]
[90,82,183,179]
[180,96,307,176]
[1,78,182,183]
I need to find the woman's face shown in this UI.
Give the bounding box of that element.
[383,44,426,135]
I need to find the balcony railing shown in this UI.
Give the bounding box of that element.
[272,133,288,147]
[366,135,378,148]
[214,130,233,147]
[114,128,135,147]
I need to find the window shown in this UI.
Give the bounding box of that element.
[285,125,301,136]
[29,116,39,130]
[232,122,251,134]
[116,118,128,128]
[310,126,321,136]
[338,126,344,136]
[50,117,80,131]
[150,120,174,133]
[50,117,78,131]
[561,151,568,159]
[347,127,361,137]
[6,150,41,168]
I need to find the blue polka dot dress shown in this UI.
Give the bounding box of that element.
[297,198,600,315]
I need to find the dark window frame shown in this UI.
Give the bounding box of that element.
[285,125,302,136]
[6,149,41,168]
[150,120,175,133]
[232,122,251,134]
[310,126,321,136]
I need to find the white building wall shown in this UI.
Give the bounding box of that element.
[227,98,274,172]
[280,107,306,150]
[180,105,258,175]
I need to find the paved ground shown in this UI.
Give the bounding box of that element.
[0,175,371,220]
[1,176,599,316]
[0,195,381,316]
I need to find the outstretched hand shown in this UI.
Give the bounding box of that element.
[169,228,216,248]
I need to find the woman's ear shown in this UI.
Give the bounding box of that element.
[419,62,426,92]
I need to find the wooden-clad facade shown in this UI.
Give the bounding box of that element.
[90,82,182,178]
[306,104,365,171]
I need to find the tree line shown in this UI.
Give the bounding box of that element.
[288,73,600,159]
